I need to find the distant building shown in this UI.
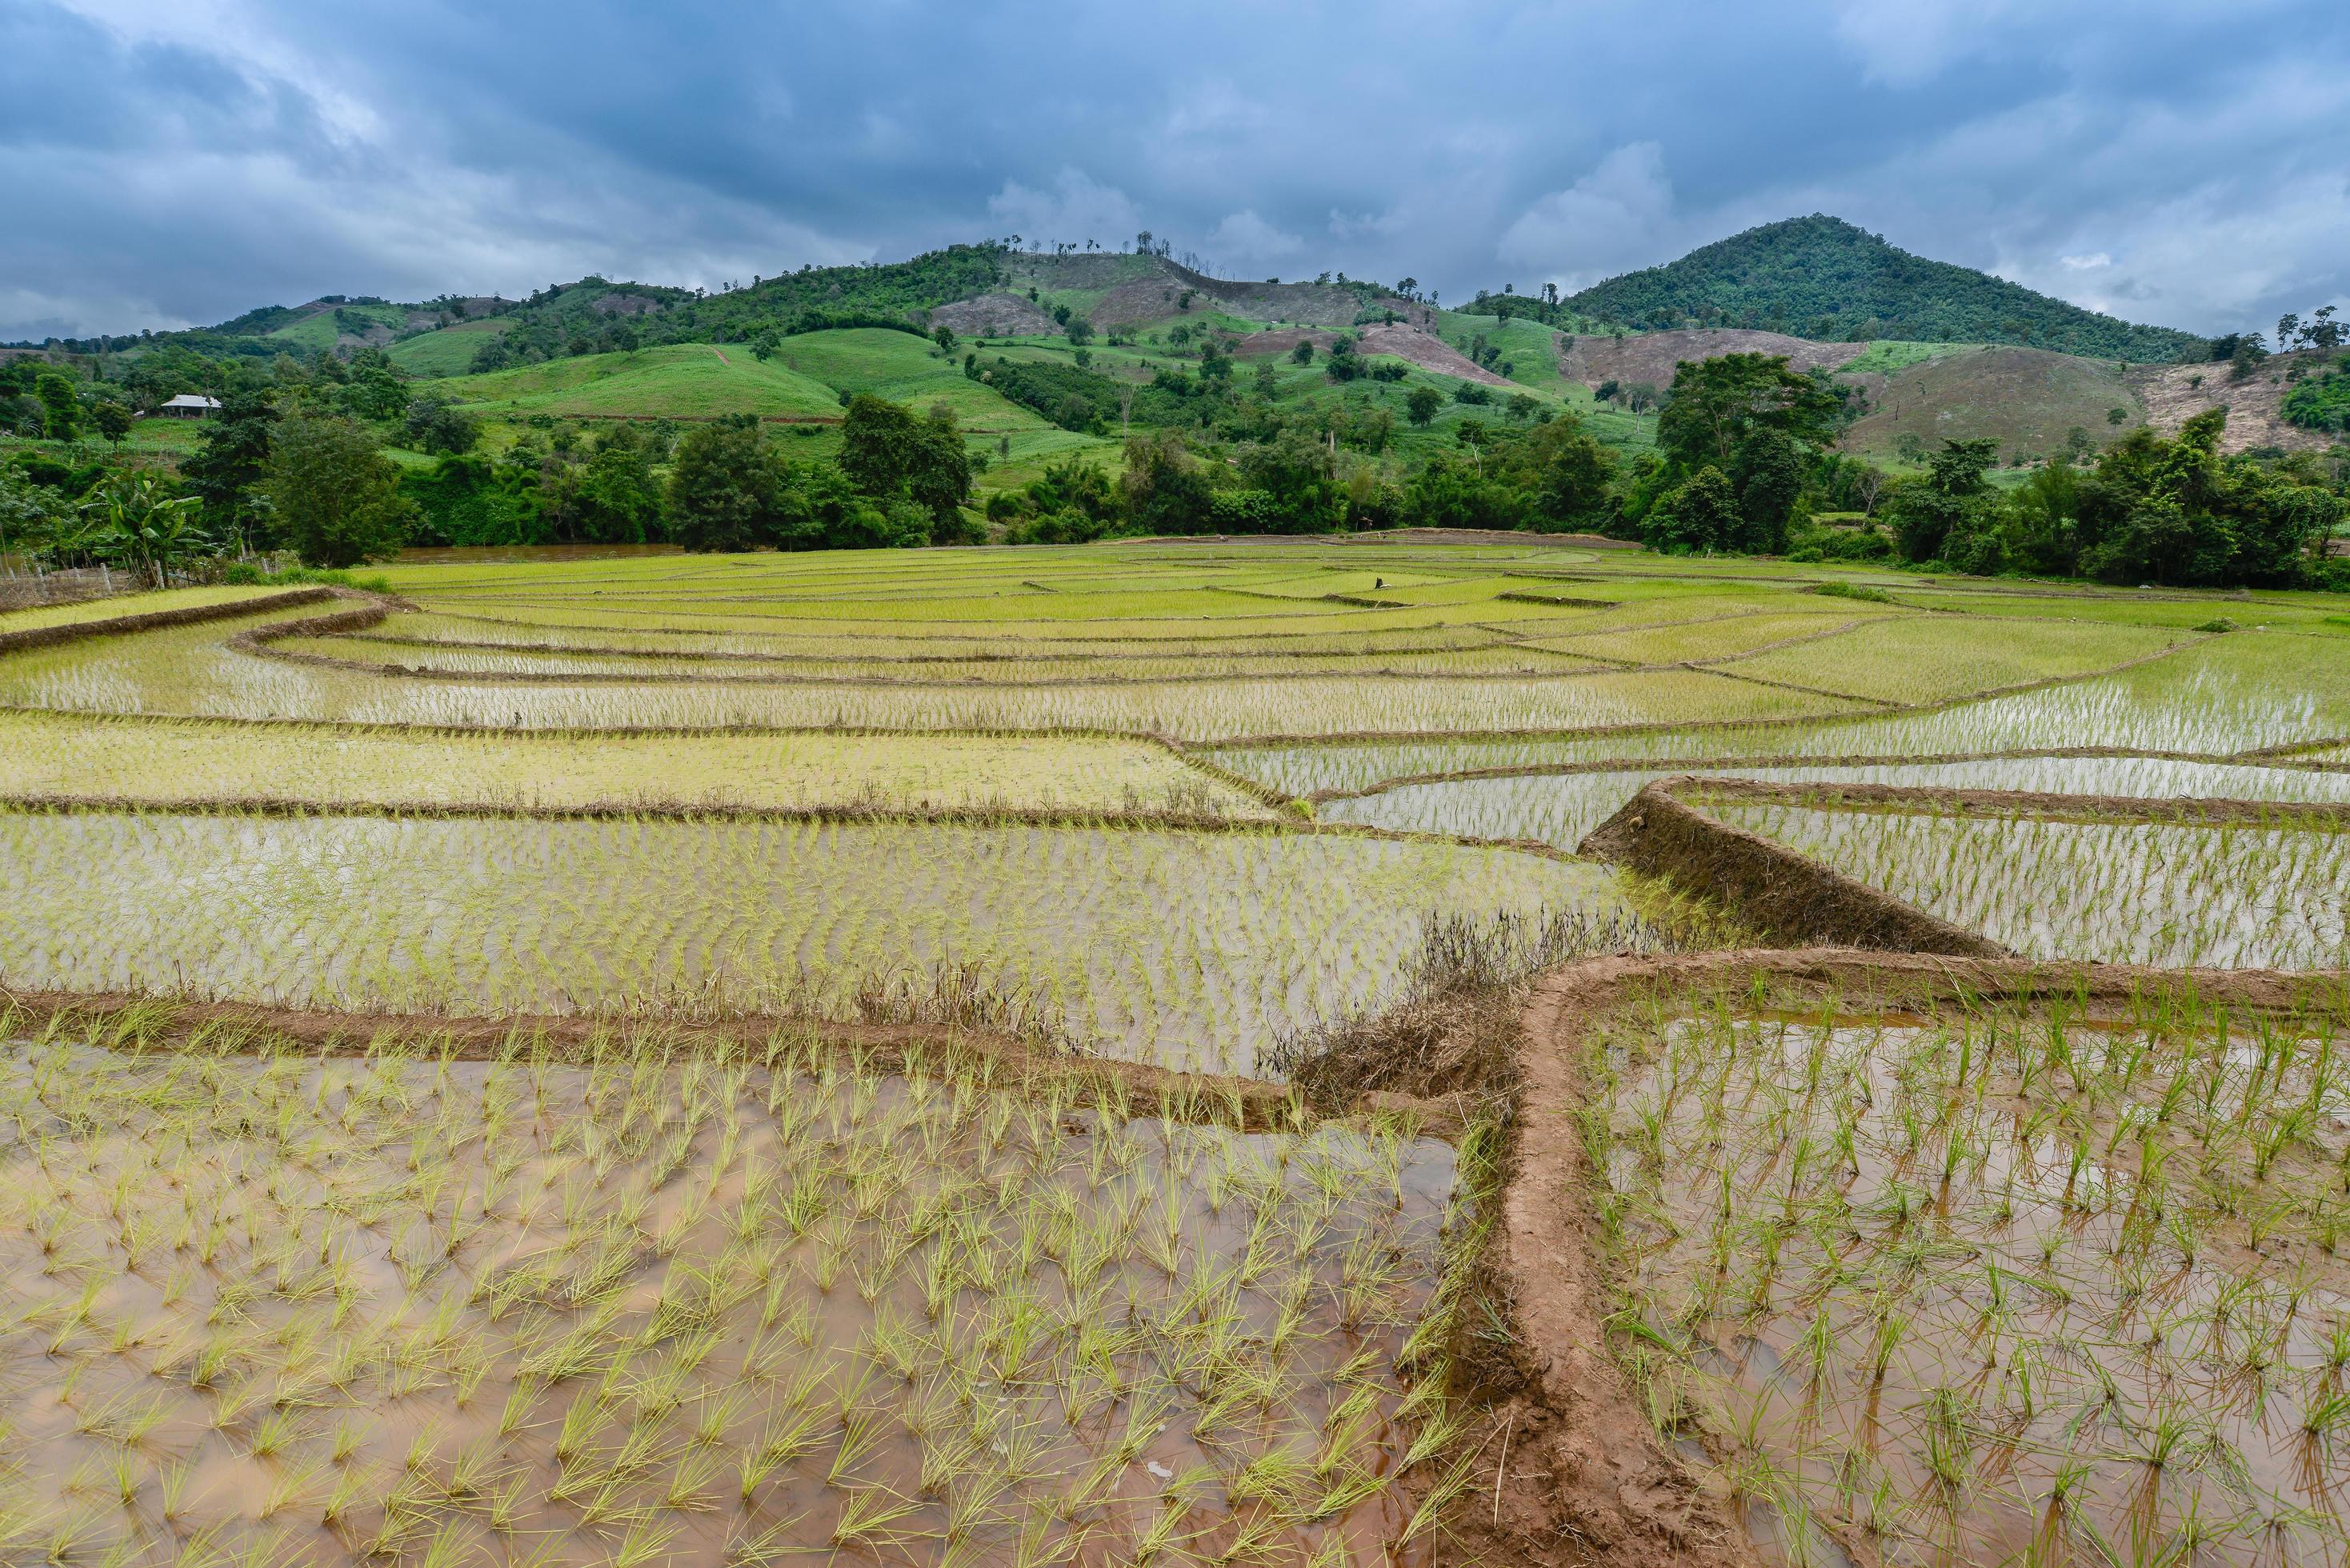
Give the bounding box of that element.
[154,394,222,419]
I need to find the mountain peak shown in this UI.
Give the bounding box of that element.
[1566,214,2201,361]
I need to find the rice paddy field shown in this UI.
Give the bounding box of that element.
[0,1014,1466,1567]
[1699,788,2350,970]
[1586,990,2350,1567]
[6,538,2350,1563]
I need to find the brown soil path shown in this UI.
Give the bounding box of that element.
[1472,947,2350,1563]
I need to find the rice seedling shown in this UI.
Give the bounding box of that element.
[0,808,1627,1074]
[1322,755,2350,851]
[1703,793,2350,970]
[0,1012,1463,1565]
[1587,991,2350,1566]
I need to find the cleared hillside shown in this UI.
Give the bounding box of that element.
[1003,252,1397,331]
[1559,327,1863,388]
[2131,350,2343,454]
[1840,346,2143,464]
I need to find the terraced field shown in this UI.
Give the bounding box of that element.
[6,538,2350,1564]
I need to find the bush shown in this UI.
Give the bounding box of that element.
[1806,580,1892,602]
[222,562,394,594]
[1642,466,1739,554]
[1785,518,1896,562]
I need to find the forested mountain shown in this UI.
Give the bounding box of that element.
[1567,216,2204,362]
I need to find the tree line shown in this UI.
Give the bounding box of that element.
[4,338,2344,593]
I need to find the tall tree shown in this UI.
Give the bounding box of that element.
[1655,354,1840,471]
[182,390,281,551]
[34,372,78,440]
[264,411,418,566]
[667,415,784,552]
[838,395,973,528]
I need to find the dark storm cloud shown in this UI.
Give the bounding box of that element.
[4,1,2344,341]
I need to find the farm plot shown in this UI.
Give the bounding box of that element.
[1207,630,2350,799]
[0,584,299,636]
[1521,610,1890,666]
[0,1021,1464,1566]
[0,811,1626,1073]
[1715,615,2189,704]
[1702,791,2350,969]
[0,606,1861,738]
[1323,756,2350,853]
[0,712,1274,818]
[369,613,1522,662]
[1588,998,2350,1567]
[272,634,1609,683]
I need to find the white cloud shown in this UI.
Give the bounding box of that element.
[1996,171,2350,331]
[1164,78,1270,141]
[984,169,1141,250]
[1327,207,1407,241]
[1832,0,2025,86]
[2060,252,2112,270]
[1205,210,1302,266]
[1495,142,1675,291]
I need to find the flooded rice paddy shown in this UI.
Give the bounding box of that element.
[1593,1004,2350,1566]
[0,1027,1458,1565]
[0,810,1627,1074]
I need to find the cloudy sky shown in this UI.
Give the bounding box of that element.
[4,0,2346,343]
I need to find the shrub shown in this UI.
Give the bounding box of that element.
[1641,465,1738,554]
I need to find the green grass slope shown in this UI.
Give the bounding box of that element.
[388,318,514,377]
[767,330,1058,431]
[265,302,407,353]
[1567,215,2203,361]
[423,344,845,420]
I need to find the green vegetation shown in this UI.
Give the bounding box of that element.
[8,530,2350,1562]
[1591,994,2350,1566]
[1829,338,1977,375]
[0,1013,1463,1562]
[1876,411,2345,586]
[1567,215,2205,359]
[2282,354,2350,434]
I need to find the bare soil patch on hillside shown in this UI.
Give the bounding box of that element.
[930,291,1059,336]
[1841,345,2140,463]
[1559,328,1860,389]
[1358,324,1515,385]
[2131,348,2337,453]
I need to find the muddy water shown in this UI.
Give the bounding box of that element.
[1706,800,2350,970]
[1323,756,2350,852]
[0,809,1622,1075]
[0,1039,1457,1566]
[1597,1010,2350,1567]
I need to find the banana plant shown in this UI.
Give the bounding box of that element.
[78,472,210,587]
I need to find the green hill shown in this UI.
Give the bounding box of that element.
[426,343,846,420]
[387,318,513,377]
[1566,215,2204,362]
